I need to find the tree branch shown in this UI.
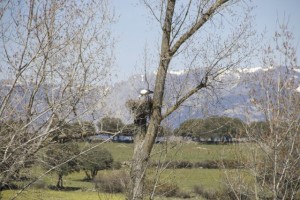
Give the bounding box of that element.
[169,0,229,56]
[162,75,208,119]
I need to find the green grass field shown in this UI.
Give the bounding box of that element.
[97,141,243,163]
[2,189,123,200]
[148,168,224,191]
[1,142,248,200]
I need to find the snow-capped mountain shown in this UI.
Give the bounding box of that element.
[1,66,298,128]
[102,66,300,127]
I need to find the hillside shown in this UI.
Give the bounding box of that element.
[103,66,300,127]
[1,66,299,128]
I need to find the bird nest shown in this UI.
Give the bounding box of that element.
[126,98,153,116]
[126,98,153,126]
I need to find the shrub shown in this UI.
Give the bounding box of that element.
[194,185,252,200]
[79,147,113,180]
[194,160,218,169]
[225,189,251,200]
[151,160,244,169]
[174,161,193,169]
[94,170,129,193]
[218,159,244,169]
[145,180,180,198]
[41,142,81,188]
[154,182,179,197]
[194,185,219,199]
[174,191,191,198]
[151,160,193,169]
[112,161,122,170]
[32,180,47,189]
[194,159,244,169]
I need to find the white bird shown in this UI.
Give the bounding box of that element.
[139,89,153,96]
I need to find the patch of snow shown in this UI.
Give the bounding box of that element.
[238,66,275,73]
[169,69,186,75]
[296,85,300,93]
[153,69,186,76]
[238,67,262,73]
[294,68,300,73]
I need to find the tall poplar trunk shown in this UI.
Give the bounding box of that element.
[128,0,230,199]
[129,1,174,199]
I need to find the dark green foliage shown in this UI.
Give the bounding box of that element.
[42,142,80,188]
[79,147,113,180]
[152,160,193,169]
[150,159,243,169]
[69,121,95,136]
[119,123,171,137]
[121,123,136,134]
[97,117,124,132]
[52,121,95,142]
[193,160,219,169]
[175,116,245,140]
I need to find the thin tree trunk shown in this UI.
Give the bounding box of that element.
[91,170,98,180]
[85,171,91,180]
[57,174,63,188]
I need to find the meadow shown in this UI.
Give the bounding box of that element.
[1,142,248,200]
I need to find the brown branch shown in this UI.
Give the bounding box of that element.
[169,0,229,56]
[162,75,208,119]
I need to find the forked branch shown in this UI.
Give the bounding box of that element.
[162,75,208,119]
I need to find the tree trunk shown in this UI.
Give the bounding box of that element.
[128,0,231,199]
[128,1,174,199]
[57,174,63,188]
[129,124,148,199]
[91,170,98,180]
[85,171,91,180]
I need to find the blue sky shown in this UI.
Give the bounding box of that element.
[111,0,300,81]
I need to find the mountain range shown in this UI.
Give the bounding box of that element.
[1,66,299,128]
[103,66,300,128]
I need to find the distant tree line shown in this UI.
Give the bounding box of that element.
[174,116,276,143]
[175,116,246,140]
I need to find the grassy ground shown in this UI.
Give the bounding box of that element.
[151,142,242,162]
[97,141,242,163]
[2,189,123,200]
[147,168,224,191]
[1,142,245,200]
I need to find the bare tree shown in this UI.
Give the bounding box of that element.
[224,22,300,200]
[249,24,300,200]
[0,0,114,189]
[129,0,256,199]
